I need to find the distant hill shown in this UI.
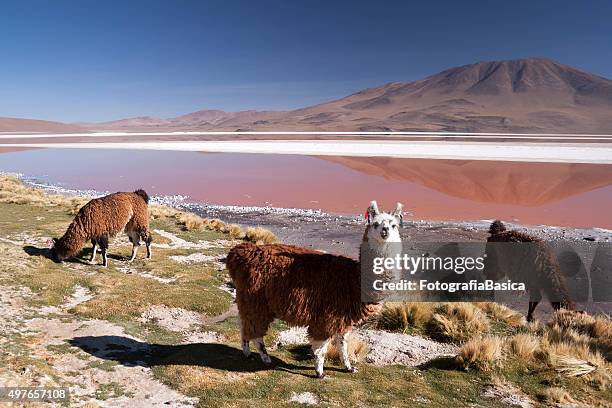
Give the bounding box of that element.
[0,117,84,133]
[83,110,284,132]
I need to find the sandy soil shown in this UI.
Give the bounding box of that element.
[273,327,458,367]
[0,285,197,407]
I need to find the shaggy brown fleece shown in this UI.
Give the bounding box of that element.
[51,190,151,262]
[485,220,575,321]
[227,242,379,341]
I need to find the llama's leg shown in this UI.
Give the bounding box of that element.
[88,240,98,264]
[127,232,140,262]
[99,235,109,267]
[129,245,139,262]
[238,312,272,360]
[144,233,152,260]
[527,289,542,322]
[334,332,356,373]
[240,321,251,358]
[254,337,273,366]
[310,338,330,379]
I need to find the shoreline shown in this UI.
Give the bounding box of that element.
[3,171,609,258]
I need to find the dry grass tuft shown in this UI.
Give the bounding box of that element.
[591,315,612,339]
[552,355,599,377]
[456,335,504,371]
[475,302,526,327]
[175,212,235,235]
[149,204,178,219]
[587,367,611,390]
[526,319,545,336]
[208,218,227,232]
[175,212,279,243]
[431,303,490,343]
[508,333,540,360]
[550,309,612,340]
[537,335,608,379]
[227,224,244,239]
[539,387,575,404]
[0,175,89,211]
[326,337,369,364]
[176,212,208,231]
[244,226,278,244]
[377,302,434,332]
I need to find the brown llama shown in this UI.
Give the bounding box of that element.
[51,189,152,267]
[227,201,403,378]
[484,220,575,321]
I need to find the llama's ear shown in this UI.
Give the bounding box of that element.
[367,201,380,223]
[392,202,403,217]
[392,202,404,226]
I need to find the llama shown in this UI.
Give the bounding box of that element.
[484,220,575,321]
[227,201,403,378]
[51,189,152,267]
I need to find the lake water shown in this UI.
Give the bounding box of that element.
[1,148,611,228]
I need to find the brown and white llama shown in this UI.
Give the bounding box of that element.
[484,220,575,321]
[226,201,403,378]
[51,189,152,267]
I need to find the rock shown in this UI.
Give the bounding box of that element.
[289,392,319,405]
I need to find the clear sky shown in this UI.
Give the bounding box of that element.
[1,0,611,122]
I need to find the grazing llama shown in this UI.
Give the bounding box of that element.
[484,220,575,321]
[227,201,403,378]
[51,190,152,267]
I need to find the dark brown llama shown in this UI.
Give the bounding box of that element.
[484,220,575,321]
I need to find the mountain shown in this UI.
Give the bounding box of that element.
[19,58,612,133]
[0,117,84,133]
[268,58,612,133]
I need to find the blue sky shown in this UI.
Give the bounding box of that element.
[1,0,611,122]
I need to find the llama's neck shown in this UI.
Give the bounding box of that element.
[361,225,402,259]
[58,220,87,258]
[360,229,403,304]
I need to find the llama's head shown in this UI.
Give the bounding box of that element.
[489,220,506,235]
[365,201,403,244]
[49,237,68,263]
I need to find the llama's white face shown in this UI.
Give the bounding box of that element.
[366,201,403,243]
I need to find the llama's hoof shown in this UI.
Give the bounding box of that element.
[87,260,96,265]
[347,367,358,373]
[316,372,326,379]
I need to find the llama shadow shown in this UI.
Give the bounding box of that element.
[22,245,125,265]
[417,356,458,371]
[69,335,325,378]
[23,245,50,258]
[287,344,313,361]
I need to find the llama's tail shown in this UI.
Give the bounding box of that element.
[489,220,506,235]
[134,189,150,204]
[226,242,258,284]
